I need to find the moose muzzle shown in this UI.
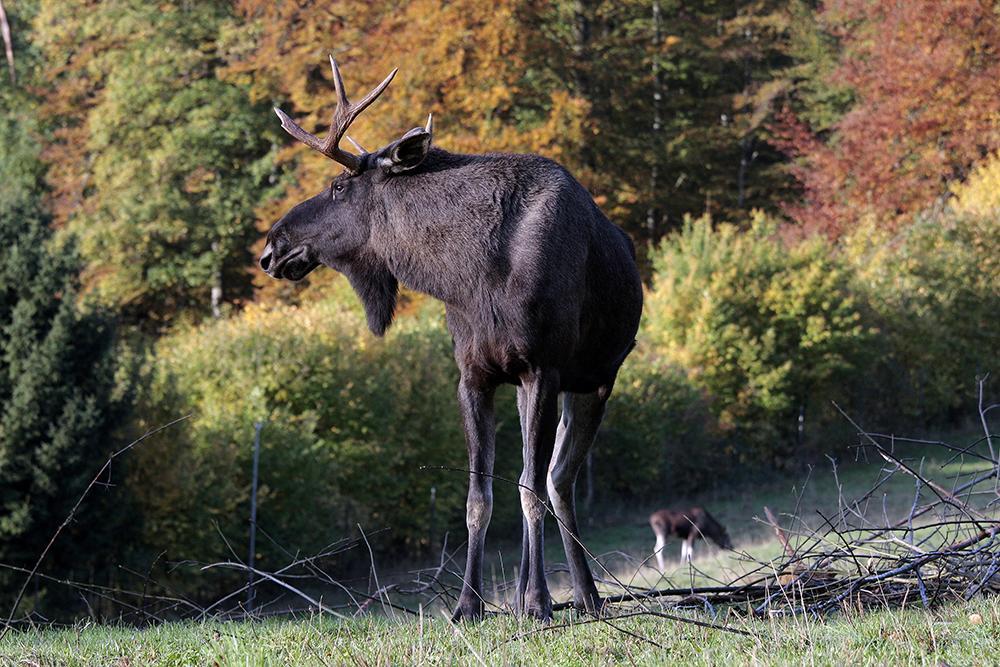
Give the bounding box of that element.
[259,241,318,281]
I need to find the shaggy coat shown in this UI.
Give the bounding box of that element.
[260,63,642,622]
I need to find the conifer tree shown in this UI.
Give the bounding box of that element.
[0,102,129,615]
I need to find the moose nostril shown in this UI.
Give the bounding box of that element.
[260,245,273,272]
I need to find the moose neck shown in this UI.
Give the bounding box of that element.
[367,149,508,308]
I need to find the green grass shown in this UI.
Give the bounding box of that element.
[2,598,998,666]
[3,437,997,666]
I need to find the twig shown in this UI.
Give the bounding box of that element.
[764,506,794,558]
[200,562,348,619]
[0,415,191,641]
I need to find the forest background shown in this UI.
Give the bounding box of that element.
[0,0,997,619]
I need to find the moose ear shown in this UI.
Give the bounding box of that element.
[380,127,432,174]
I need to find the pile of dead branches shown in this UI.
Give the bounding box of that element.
[568,395,1000,622]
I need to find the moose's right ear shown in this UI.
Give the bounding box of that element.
[379,123,432,174]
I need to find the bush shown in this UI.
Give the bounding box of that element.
[643,213,873,465]
[600,353,721,499]
[842,170,1000,424]
[129,277,718,576]
[131,282,470,574]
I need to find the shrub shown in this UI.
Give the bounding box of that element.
[131,282,469,573]
[130,275,720,578]
[600,353,720,499]
[842,172,1000,424]
[643,213,873,465]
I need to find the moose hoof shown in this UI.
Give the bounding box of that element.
[451,597,484,623]
[574,591,606,616]
[517,590,553,623]
[526,605,553,623]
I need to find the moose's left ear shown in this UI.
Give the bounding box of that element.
[380,122,432,174]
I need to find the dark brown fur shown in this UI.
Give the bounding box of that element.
[260,62,643,622]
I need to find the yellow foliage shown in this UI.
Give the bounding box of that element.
[951,151,1000,219]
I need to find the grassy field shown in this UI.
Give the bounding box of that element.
[2,597,998,666]
[2,437,998,666]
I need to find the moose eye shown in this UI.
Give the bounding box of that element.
[334,182,345,193]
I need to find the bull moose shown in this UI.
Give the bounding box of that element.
[259,58,643,621]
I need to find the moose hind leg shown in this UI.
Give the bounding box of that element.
[515,386,531,609]
[547,387,610,614]
[452,378,497,622]
[516,369,560,621]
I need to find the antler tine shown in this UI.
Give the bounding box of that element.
[329,55,350,109]
[276,58,398,172]
[273,107,326,153]
[349,66,398,116]
[345,135,367,153]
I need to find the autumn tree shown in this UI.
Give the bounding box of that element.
[774,0,1000,236]
[35,0,281,326]
[226,1,590,205]
[228,0,804,286]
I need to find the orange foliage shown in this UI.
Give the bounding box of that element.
[228,0,588,204]
[227,0,592,300]
[32,0,115,225]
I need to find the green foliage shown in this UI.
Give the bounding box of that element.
[0,115,44,219]
[36,0,282,324]
[132,283,468,569]
[645,213,873,462]
[600,354,721,498]
[131,278,728,568]
[0,114,130,613]
[843,209,1000,424]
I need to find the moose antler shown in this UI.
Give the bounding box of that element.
[274,56,397,173]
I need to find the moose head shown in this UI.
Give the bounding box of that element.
[259,58,431,333]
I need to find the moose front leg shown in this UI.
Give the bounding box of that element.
[452,377,496,622]
[515,369,560,621]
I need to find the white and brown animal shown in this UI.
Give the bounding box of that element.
[649,507,732,570]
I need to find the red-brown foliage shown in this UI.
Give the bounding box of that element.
[775,0,1000,237]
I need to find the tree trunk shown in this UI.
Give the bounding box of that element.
[646,0,663,238]
[0,0,15,84]
[572,0,595,172]
[210,241,223,318]
[737,22,756,210]
[737,135,755,209]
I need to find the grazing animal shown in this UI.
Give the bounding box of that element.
[259,58,643,622]
[648,507,732,570]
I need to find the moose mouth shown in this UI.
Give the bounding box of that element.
[270,246,320,282]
